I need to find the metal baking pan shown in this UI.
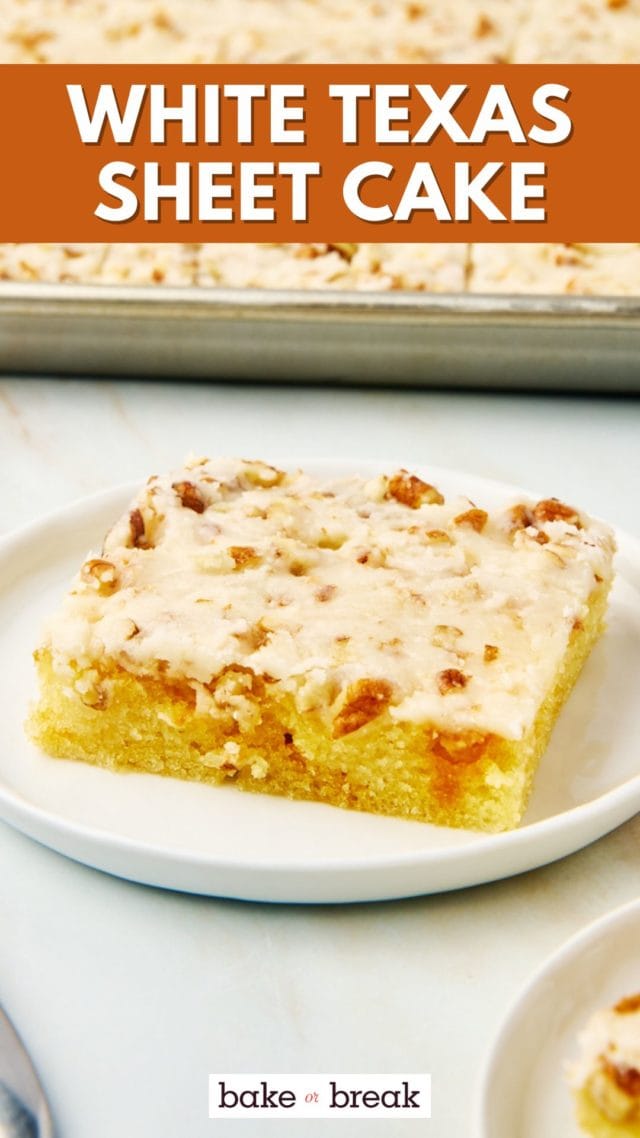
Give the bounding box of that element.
[1,281,640,390]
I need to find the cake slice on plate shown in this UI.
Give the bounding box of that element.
[28,458,615,832]
[569,994,640,1137]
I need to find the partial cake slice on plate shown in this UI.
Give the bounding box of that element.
[569,994,640,1137]
[27,458,615,832]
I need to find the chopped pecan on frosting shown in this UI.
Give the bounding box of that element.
[450,509,485,534]
[385,470,444,508]
[533,497,582,528]
[332,678,394,738]
[454,507,488,532]
[425,529,453,544]
[229,545,261,570]
[507,503,534,531]
[432,625,463,649]
[405,4,426,22]
[355,546,387,567]
[128,507,147,547]
[615,995,640,1015]
[602,1059,640,1097]
[327,243,358,262]
[243,464,285,489]
[437,668,469,694]
[475,13,495,37]
[80,558,119,595]
[315,584,337,602]
[233,620,271,652]
[172,480,206,513]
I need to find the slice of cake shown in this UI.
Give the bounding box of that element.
[569,994,640,1137]
[27,458,615,832]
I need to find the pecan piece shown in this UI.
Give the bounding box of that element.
[355,547,386,567]
[152,9,180,33]
[432,625,463,649]
[555,249,582,267]
[533,498,582,527]
[615,994,640,1015]
[507,503,534,531]
[129,508,147,547]
[241,461,286,489]
[229,546,261,570]
[602,1060,640,1097]
[475,13,495,36]
[437,668,469,694]
[233,620,270,651]
[172,480,206,513]
[315,584,337,603]
[332,678,393,738]
[385,470,444,509]
[328,243,358,262]
[80,558,119,595]
[453,508,488,533]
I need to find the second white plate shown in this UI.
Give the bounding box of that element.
[475,898,640,1137]
[0,461,639,903]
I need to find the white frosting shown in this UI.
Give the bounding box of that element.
[0,1,519,65]
[469,244,640,297]
[514,0,640,64]
[41,457,615,739]
[0,241,468,294]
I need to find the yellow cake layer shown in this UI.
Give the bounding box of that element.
[28,581,609,832]
[576,1085,640,1138]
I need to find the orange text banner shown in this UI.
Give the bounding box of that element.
[0,64,635,241]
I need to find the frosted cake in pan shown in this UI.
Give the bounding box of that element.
[513,0,640,64]
[468,245,640,297]
[0,0,521,66]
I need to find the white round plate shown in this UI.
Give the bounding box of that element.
[0,461,639,904]
[475,898,640,1137]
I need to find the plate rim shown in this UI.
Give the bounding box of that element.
[0,459,639,896]
[472,896,640,1138]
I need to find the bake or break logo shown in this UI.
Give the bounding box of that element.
[208,1074,432,1120]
